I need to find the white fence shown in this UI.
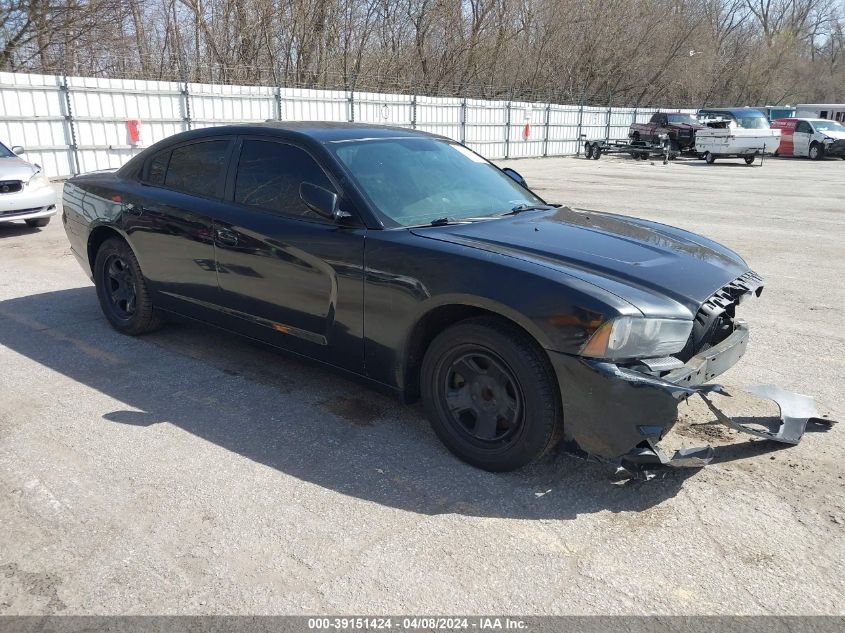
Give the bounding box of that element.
[0,71,694,179]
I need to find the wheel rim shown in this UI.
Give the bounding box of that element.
[439,348,524,447]
[810,146,818,159]
[103,254,137,319]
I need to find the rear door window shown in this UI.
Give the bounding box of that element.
[233,140,335,220]
[164,140,230,197]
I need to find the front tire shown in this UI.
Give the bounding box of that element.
[704,151,716,164]
[94,237,161,335]
[25,217,50,228]
[809,142,823,160]
[421,318,562,471]
[744,155,755,165]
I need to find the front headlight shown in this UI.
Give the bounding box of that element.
[26,170,50,189]
[581,316,693,360]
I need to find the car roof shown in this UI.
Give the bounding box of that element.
[168,122,447,144]
[117,122,452,178]
[699,107,766,116]
[775,117,840,123]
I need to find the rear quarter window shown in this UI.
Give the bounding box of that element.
[164,140,230,197]
[146,151,170,185]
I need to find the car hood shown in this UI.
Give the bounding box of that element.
[671,123,705,130]
[0,157,38,181]
[821,130,845,140]
[410,207,751,313]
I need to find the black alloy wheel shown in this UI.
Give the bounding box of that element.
[421,318,562,471]
[94,237,161,335]
[103,254,137,319]
[441,349,524,445]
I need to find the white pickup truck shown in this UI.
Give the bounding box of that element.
[695,108,781,165]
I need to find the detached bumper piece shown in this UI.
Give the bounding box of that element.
[613,385,835,480]
[700,384,833,445]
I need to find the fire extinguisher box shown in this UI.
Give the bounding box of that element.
[127,119,142,145]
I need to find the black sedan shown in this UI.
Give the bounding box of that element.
[62,122,763,472]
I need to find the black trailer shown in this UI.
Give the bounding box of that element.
[581,134,678,164]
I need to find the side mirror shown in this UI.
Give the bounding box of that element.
[502,167,527,188]
[11,146,24,155]
[300,182,341,221]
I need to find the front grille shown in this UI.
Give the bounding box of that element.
[677,271,764,361]
[0,180,23,194]
[0,206,46,217]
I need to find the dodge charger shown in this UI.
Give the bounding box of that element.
[62,123,768,472]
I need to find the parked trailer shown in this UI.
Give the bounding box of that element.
[695,108,781,165]
[694,128,779,165]
[581,134,678,164]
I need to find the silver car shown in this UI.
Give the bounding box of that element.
[0,142,58,228]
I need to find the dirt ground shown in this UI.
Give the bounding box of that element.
[0,154,843,615]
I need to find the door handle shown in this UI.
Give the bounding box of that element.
[215,228,239,246]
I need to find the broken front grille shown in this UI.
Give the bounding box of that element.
[677,271,764,361]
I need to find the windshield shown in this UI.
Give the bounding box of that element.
[330,138,544,227]
[667,114,699,125]
[0,142,15,158]
[735,115,770,129]
[813,120,844,132]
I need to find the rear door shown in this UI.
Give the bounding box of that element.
[793,121,813,156]
[211,137,365,371]
[122,137,234,315]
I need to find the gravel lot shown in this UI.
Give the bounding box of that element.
[1,155,843,615]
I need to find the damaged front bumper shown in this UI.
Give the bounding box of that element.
[823,139,845,158]
[548,319,829,474]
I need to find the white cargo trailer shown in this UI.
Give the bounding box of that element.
[695,108,781,165]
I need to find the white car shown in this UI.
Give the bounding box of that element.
[771,118,845,160]
[0,142,58,228]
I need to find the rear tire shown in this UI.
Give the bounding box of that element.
[584,142,594,159]
[93,237,161,336]
[25,217,50,228]
[592,145,602,160]
[704,151,716,164]
[744,155,755,165]
[420,318,563,472]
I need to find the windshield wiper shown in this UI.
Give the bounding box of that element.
[426,216,500,226]
[498,203,556,216]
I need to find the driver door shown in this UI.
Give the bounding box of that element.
[211,137,365,371]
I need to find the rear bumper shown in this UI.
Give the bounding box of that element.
[547,321,750,460]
